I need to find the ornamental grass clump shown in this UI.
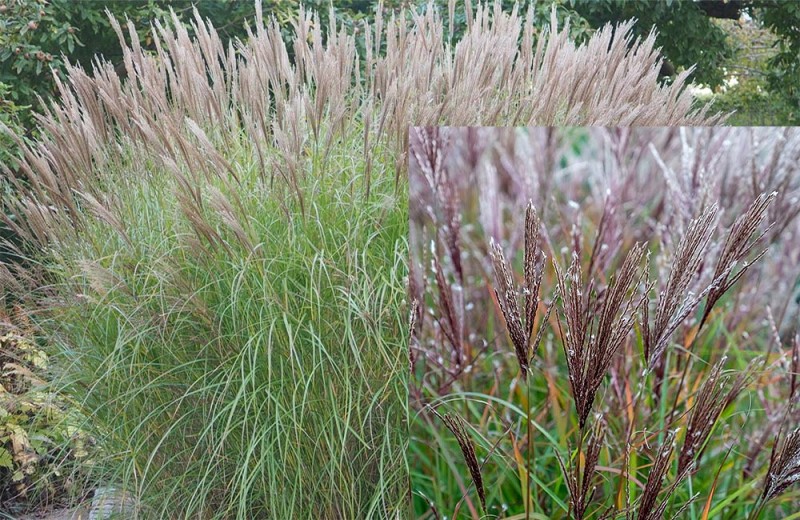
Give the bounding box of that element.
[409,127,800,519]
[0,2,725,517]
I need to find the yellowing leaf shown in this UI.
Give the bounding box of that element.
[10,423,30,454]
[0,447,12,469]
[508,428,529,507]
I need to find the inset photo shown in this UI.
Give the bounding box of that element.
[408,127,800,519]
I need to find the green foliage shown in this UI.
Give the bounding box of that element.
[699,12,798,126]
[559,0,800,117]
[758,0,800,106]
[0,321,93,514]
[0,0,85,120]
[570,0,733,87]
[0,82,26,159]
[0,81,27,269]
[713,76,797,125]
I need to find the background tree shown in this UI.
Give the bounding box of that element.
[759,0,800,107]
[569,0,800,110]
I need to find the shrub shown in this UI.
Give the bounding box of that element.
[0,81,27,268]
[2,2,719,518]
[0,308,93,515]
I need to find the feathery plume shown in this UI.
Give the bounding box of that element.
[642,206,717,366]
[489,201,548,378]
[677,357,753,474]
[791,334,799,403]
[638,430,693,520]
[433,251,463,366]
[761,427,800,503]
[555,242,645,429]
[699,192,776,329]
[441,413,486,512]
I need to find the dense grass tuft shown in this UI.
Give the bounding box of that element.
[37,136,408,518]
[1,2,725,517]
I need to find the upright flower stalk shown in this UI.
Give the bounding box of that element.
[490,201,550,379]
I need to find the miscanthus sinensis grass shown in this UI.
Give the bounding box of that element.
[1,2,722,518]
[409,127,800,519]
